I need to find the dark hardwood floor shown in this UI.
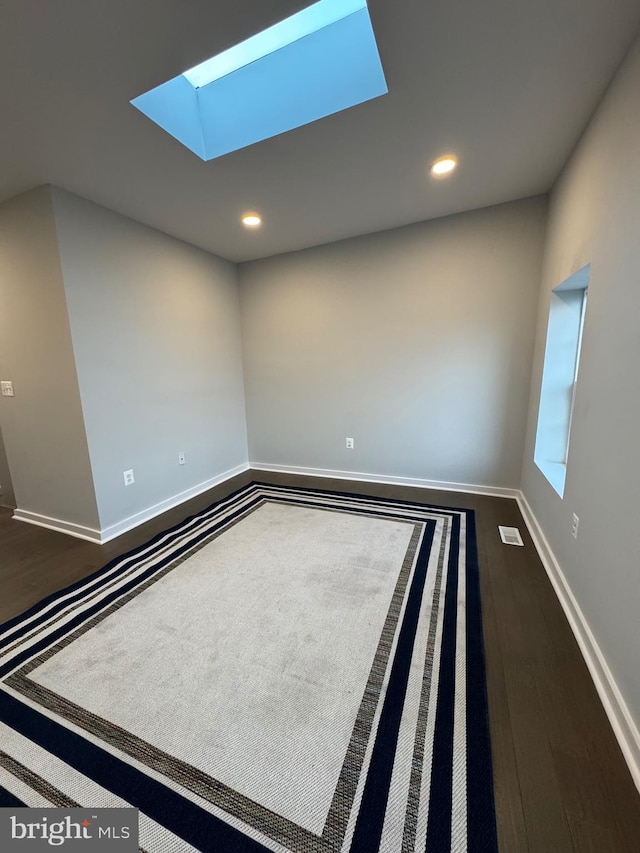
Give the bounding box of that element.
[1,470,639,852]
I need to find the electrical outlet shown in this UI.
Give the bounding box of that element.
[346,437,354,449]
[123,469,135,486]
[1,380,14,397]
[571,513,579,539]
[178,452,186,465]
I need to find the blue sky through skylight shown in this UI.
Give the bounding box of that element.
[182,0,366,88]
[131,0,387,161]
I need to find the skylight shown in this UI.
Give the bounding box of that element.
[131,0,387,161]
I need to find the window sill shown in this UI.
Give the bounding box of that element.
[534,458,566,498]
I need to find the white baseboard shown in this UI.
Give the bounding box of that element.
[12,463,517,544]
[517,492,640,795]
[13,462,250,545]
[97,462,250,543]
[250,461,520,499]
[12,510,103,543]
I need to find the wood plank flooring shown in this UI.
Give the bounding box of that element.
[1,470,639,852]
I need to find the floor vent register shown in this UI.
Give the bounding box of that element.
[498,525,524,546]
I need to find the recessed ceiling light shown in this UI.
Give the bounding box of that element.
[241,212,262,229]
[430,156,458,177]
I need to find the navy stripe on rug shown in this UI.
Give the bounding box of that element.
[0,784,26,807]
[0,497,264,678]
[0,484,260,640]
[0,690,269,852]
[349,521,436,852]
[252,480,474,514]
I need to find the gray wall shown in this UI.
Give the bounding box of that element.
[0,187,99,528]
[0,424,15,507]
[51,188,248,531]
[239,197,547,488]
[521,35,640,728]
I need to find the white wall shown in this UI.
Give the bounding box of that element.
[521,35,640,749]
[51,188,249,533]
[0,187,99,529]
[239,197,547,489]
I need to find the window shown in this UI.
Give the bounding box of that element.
[534,264,590,497]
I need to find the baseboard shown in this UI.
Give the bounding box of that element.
[250,462,520,500]
[13,462,250,545]
[517,492,640,794]
[12,510,103,544]
[98,462,250,543]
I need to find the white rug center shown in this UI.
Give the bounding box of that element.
[29,502,414,834]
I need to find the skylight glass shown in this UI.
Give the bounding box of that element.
[182,0,366,88]
[131,0,387,161]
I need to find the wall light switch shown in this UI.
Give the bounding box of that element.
[1,381,14,397]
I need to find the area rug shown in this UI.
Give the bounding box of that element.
[0,482,498,852]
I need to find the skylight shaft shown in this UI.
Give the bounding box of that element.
[131,0,386,161]
[182,0,366,88]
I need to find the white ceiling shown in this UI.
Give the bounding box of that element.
[1,0,639,263]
